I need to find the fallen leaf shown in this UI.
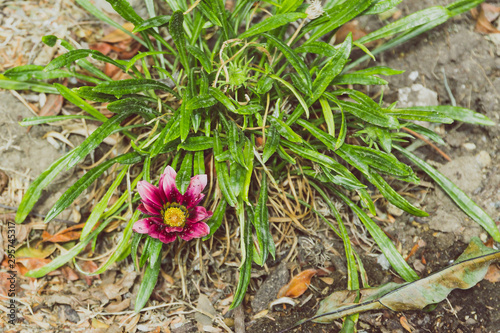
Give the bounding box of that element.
[61,266,80,281]
[17,258,51,276]
[481,3,500,22]
[475,5,500,33]
[335,20,367,44]
[105,298,131,312]
[78,261,100,285]
[277,269,318,298]
[42,223,85,243]
[91,318,109,329]
[309,238,500,324]
[319,277,334,285]
[90,42,112,55]
[100,22,135,43]
[39,94,63,117]
[484,264,500,283]
[16,242,56,258]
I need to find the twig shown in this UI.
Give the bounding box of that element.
[402,127,451,162]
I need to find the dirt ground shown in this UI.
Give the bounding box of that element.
[1,1,499,333]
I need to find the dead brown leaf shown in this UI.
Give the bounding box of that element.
[42,223,85,243]
[484,264,500,283]
[475,5,500,34]
[335,20,367,44]
[100,22,135,43]
[78,260,100,285]
[105,298,131,312]
[61,266,80,281]
[277,269,318,298]
[17,258,51,276]
[39,94,63,117]
[400,315,414,333]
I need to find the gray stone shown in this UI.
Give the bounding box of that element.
[251,261,289,312]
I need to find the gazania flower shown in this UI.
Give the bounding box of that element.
[132,166,213,243]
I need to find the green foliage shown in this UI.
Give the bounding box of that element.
[4,0,493,325]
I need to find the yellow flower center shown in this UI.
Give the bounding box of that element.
[162,203,188,227]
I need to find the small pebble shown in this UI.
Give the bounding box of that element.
[475,151,491,168]
[463,142,476,151]
[408,71,419,81]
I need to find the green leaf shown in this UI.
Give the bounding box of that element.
[170,11,189,70]
[4,65,102,84]
[93,79,180,99]
[45,153,142,223]
[303,0,371,43]
[358,6,450,44]
[403,123,445,146]
[331,74,388,86]
[125,51,170,72]
[354,66,405,76]
[15,150,75,224]
[133,15,170,32]
[253,173,274,263]
[24,218,112,277]
[186,45,212,73]
[294,41,337,57]
[339,100,399,129]
[277,0,304,14]
[269,116,303,143]
[235,104,264,115]
[80,166,128,240]
[230,202,253,310]
[209,87,237,113]
[44,49,126,71]
[227,122,246,168]
[229,163,246,198]
[393,106,495,126]
[54,83,108,122]
[180,102,192,142]
[330,187,419,282]
[203,199,228,240]
[242,138,254,203]
[107,98,160,120]
[263,33,312,95]
[214,131,237,207]
[396,146,500,242]
[178,136,214,151]
[73,86,118,102]
[0,75,58,94]
[185,94,217,110]
[134,238,162,312]
[319,97,335,136]
[263,126,280,163]
[363,0,403,15]
[385,108,454,123]
[19,115,97,126]
[194,151,205,175]
[269,74,310,118]
[176,153,193,194]
[240,12,307,39]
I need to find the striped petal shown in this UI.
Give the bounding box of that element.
[187,206,213,224]
[132,218,153,234]
[137,203,161,216]
[182,174,207,207]
[137,181,164,209]
[159,232,177,244]
[179,222,210,241]
[161,166,181,203]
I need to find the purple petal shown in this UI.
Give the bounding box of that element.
[148,223,162,239]
[179,222,209,241]
[161,167,181,203]
[181,175,207,206]
[186,193,205,210]
[137,203,161,216]
[187,206,213,224]
[132,218,152,233]
[137,181,164,209]
[159,232,177,244]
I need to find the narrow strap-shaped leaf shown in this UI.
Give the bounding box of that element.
[214,131,237,206]
[339,100,400,129]
[269,116,303,143]
[329,187,420,282]
[363,0,403,15]
[235,104,264,115]
[0,75,59,94]
[304,0,371,44]
[178,136,214,151]
[194,151,205,175]
[73,86,118,102]
[294,41,337,57]
[392,106,495,126]
[24,217,112,277]
[20,115,97,126]
[319,97,335,136]
[134,238,162,312]
[176,153,193,194]
[15,149,75,223]
[180,102,192,142]
[229,163,246,198]
[230,202,253,309]
[169,11,189,70]
[262,125,280,163]
[125,51,170,72]
[133,15,170,32]
[358,6,450,45]
[105,0,144,25]
[131,233,143,271]
[332,74,388,86]
[4,65,102,84]
[396,146,500,242]
[240,12,307,39]
[242,138,254,203]
[54,83,108,122]
[269,74,310,117]
[185,94,217,110]
[404,123,445,146]
[44,49,126,71]
[209,87,237,113]
[253,173,273,263]
[263,33,312,95]
[80,166,129,240]
[186,45,212,73]
[227,122,246,168]
[45,152,142,223]
[93,79,180,99]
